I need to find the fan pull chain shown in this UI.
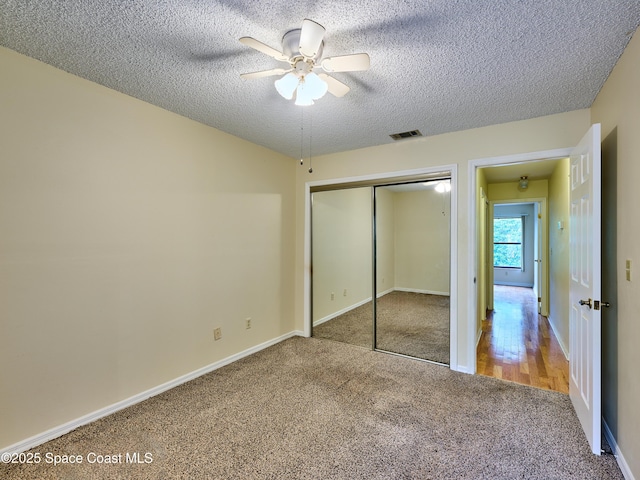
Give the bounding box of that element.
[308,110,313,173]
[299,108,304,166]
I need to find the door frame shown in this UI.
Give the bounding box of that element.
[304,164,459,369]
[534,202,542,314]
[467,148,571,374]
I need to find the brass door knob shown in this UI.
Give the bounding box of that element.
[579,298,592,309]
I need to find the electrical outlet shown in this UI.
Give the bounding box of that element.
[343,289,347,296]
[331,292,335,300]
[246,318,252,329]
[626,260,632,282]
[213,328,222,341]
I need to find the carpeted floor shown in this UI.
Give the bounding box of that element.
[314,291,450,364]
[1,337,622,479]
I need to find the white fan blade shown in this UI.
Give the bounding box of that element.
[318,73,350,97]
[239,37,289,62]
[299,19,325,58]
[321,53,370,72]
[241,68,291,79]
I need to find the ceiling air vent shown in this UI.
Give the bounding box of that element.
[390,130,422,141]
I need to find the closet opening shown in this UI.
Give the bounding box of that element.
[310,173,453,365]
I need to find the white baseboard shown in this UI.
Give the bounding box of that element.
[377,287,395,298]
[394,287,450,296]
[546,316,569,360]
[476,327,483,348]
[313,297,373,327]
[603,418,635,480]
[452,364,474,374]
[1,331,299,456]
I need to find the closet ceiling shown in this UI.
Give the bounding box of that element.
[1,1,639,158]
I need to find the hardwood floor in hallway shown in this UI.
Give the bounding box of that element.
[477,285,569,394]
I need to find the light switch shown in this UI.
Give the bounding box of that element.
[626,260,632,282]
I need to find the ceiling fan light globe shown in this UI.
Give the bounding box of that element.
[304,72,328,100]
[275,72,299,100]
[294,81,315,106]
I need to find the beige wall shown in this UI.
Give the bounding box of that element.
[547,158,570,355]
[0,47,296,449]
[591,31,640,476]
[393,189,450,294]
[311,187,372,323]
[487,179,549,201]
[295,110,591,372]
[375,187,395,295]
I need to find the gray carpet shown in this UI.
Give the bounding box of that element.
[314,291,450,364]
[1,337,622,479]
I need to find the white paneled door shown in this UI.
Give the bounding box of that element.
[569,124,602,455]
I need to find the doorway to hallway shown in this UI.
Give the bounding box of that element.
[477,285,568,393]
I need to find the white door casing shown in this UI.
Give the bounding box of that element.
[534,203,542,314]
[569,124,602,455]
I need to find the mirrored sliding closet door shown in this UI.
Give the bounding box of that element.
[311,187,373,349]
[374,181,451,364]
[311,177,451,365]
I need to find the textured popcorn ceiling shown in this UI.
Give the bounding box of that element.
[1,1,639,159]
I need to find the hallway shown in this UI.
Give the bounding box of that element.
[477,285,569,393]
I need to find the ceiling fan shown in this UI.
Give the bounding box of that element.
[239,19,370,106]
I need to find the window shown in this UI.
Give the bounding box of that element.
[493,217,524,269]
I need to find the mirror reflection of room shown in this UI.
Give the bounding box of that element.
[312,187,374,349]
[375,181,451,364]
[311,179,451,365]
